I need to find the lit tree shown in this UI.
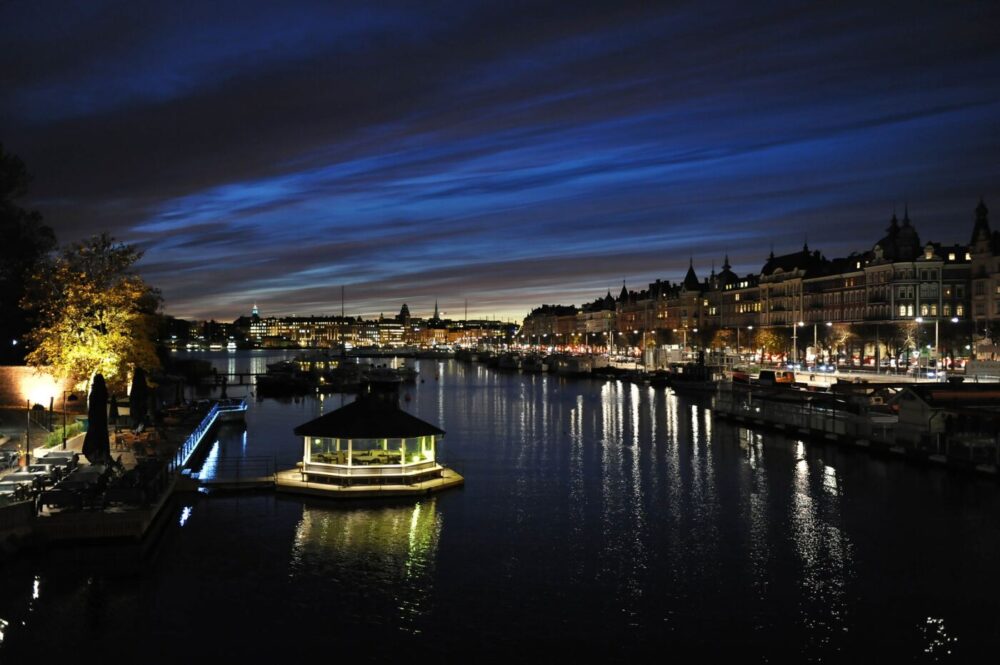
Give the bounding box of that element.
[828,323,857,362]
[23,234,161,392]
[753,328,785,356]
[709,328,733,349]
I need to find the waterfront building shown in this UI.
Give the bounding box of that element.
[525,199,991,365]
[970,199,1000,357]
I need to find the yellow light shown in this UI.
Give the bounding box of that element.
[18,370,63,407]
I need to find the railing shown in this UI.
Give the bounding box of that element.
[198,456,275,483]
[170,399,247,473]
[713,388,881,440]
[29,409,53,432]
[303,460,439,477]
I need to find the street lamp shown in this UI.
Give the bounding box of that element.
[61,391,80,450]
[915,316,960,372]
[792,321,804,366]
[673,328,686,352]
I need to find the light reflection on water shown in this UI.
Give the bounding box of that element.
[289,499,442,637]
[0,351,999,661]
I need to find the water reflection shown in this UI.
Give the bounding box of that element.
[290,499,442,635]
[0,352,993,660]
[789,440,853,657]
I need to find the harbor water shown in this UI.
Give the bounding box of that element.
[1,351,999,662]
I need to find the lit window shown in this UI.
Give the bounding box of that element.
[948,253,956,261]
[966,253,972,260]
[957,305,964,316]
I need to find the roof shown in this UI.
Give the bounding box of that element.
[902,383,1000,413]
[682,261,700,291]
[294,392,445,438]
[761,246,828,277]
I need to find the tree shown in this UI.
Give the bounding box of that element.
[0,143,57,363]
[753,328,786,356]
[709,328,733,349]
[23,233,161,392]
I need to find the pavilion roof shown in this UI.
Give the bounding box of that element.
[294,395,445,438]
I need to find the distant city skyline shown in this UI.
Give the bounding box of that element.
[3,1,1000,321]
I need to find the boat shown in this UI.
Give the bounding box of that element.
[667,362,721,394]
[550,354,592,376]
[497,353,522,370]
[256,372,314,396]
[266,360,300,373]
[521,354,548,373]
[415,346,456,359]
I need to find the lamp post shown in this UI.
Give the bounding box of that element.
[62,391,79,449]
[673,328,687,353]
[915,317,959,373]
[792,321,804,367]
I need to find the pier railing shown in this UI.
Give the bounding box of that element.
[198,456,276,485]
[170,399,248,473]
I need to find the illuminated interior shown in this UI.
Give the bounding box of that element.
[306,436,436,467]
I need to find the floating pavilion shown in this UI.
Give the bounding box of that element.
[275,377,463,498]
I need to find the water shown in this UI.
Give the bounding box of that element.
[1,351,998,662]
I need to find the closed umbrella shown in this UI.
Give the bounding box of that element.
[130,367,148,429]
[108,394,120,430]
[81,374,110,464]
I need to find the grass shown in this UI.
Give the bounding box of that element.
[45,422,84,448]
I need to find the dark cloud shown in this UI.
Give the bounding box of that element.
[3,1,1000,320]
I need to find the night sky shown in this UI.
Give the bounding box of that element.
[3,1,1000,322]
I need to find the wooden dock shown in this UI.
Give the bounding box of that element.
[274,467,464,499]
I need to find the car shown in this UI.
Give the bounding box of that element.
[907,366,944,380]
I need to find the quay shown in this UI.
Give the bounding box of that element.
[0,398,248,556]
[711,381,1000,476]
[455,350,1000,477]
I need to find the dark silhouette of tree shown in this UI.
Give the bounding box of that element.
[0,143,56,363]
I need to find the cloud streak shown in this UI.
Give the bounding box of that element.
[3,0,1000,320]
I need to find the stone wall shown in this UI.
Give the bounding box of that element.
[0,366,77,410]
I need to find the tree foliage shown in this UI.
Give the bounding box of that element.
[23,234,161,392]
[0,143,57,362]
[709,328,733,349]
[752,328,786,354]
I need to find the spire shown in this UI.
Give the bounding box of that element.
[971,198,991,246]
[888,210,900,233]
[902,202,911,226]
[722,253,731,271]
[433,299,439,320]
[683,261,700,291]
[251,302,259,317]
[618,280,629,302]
